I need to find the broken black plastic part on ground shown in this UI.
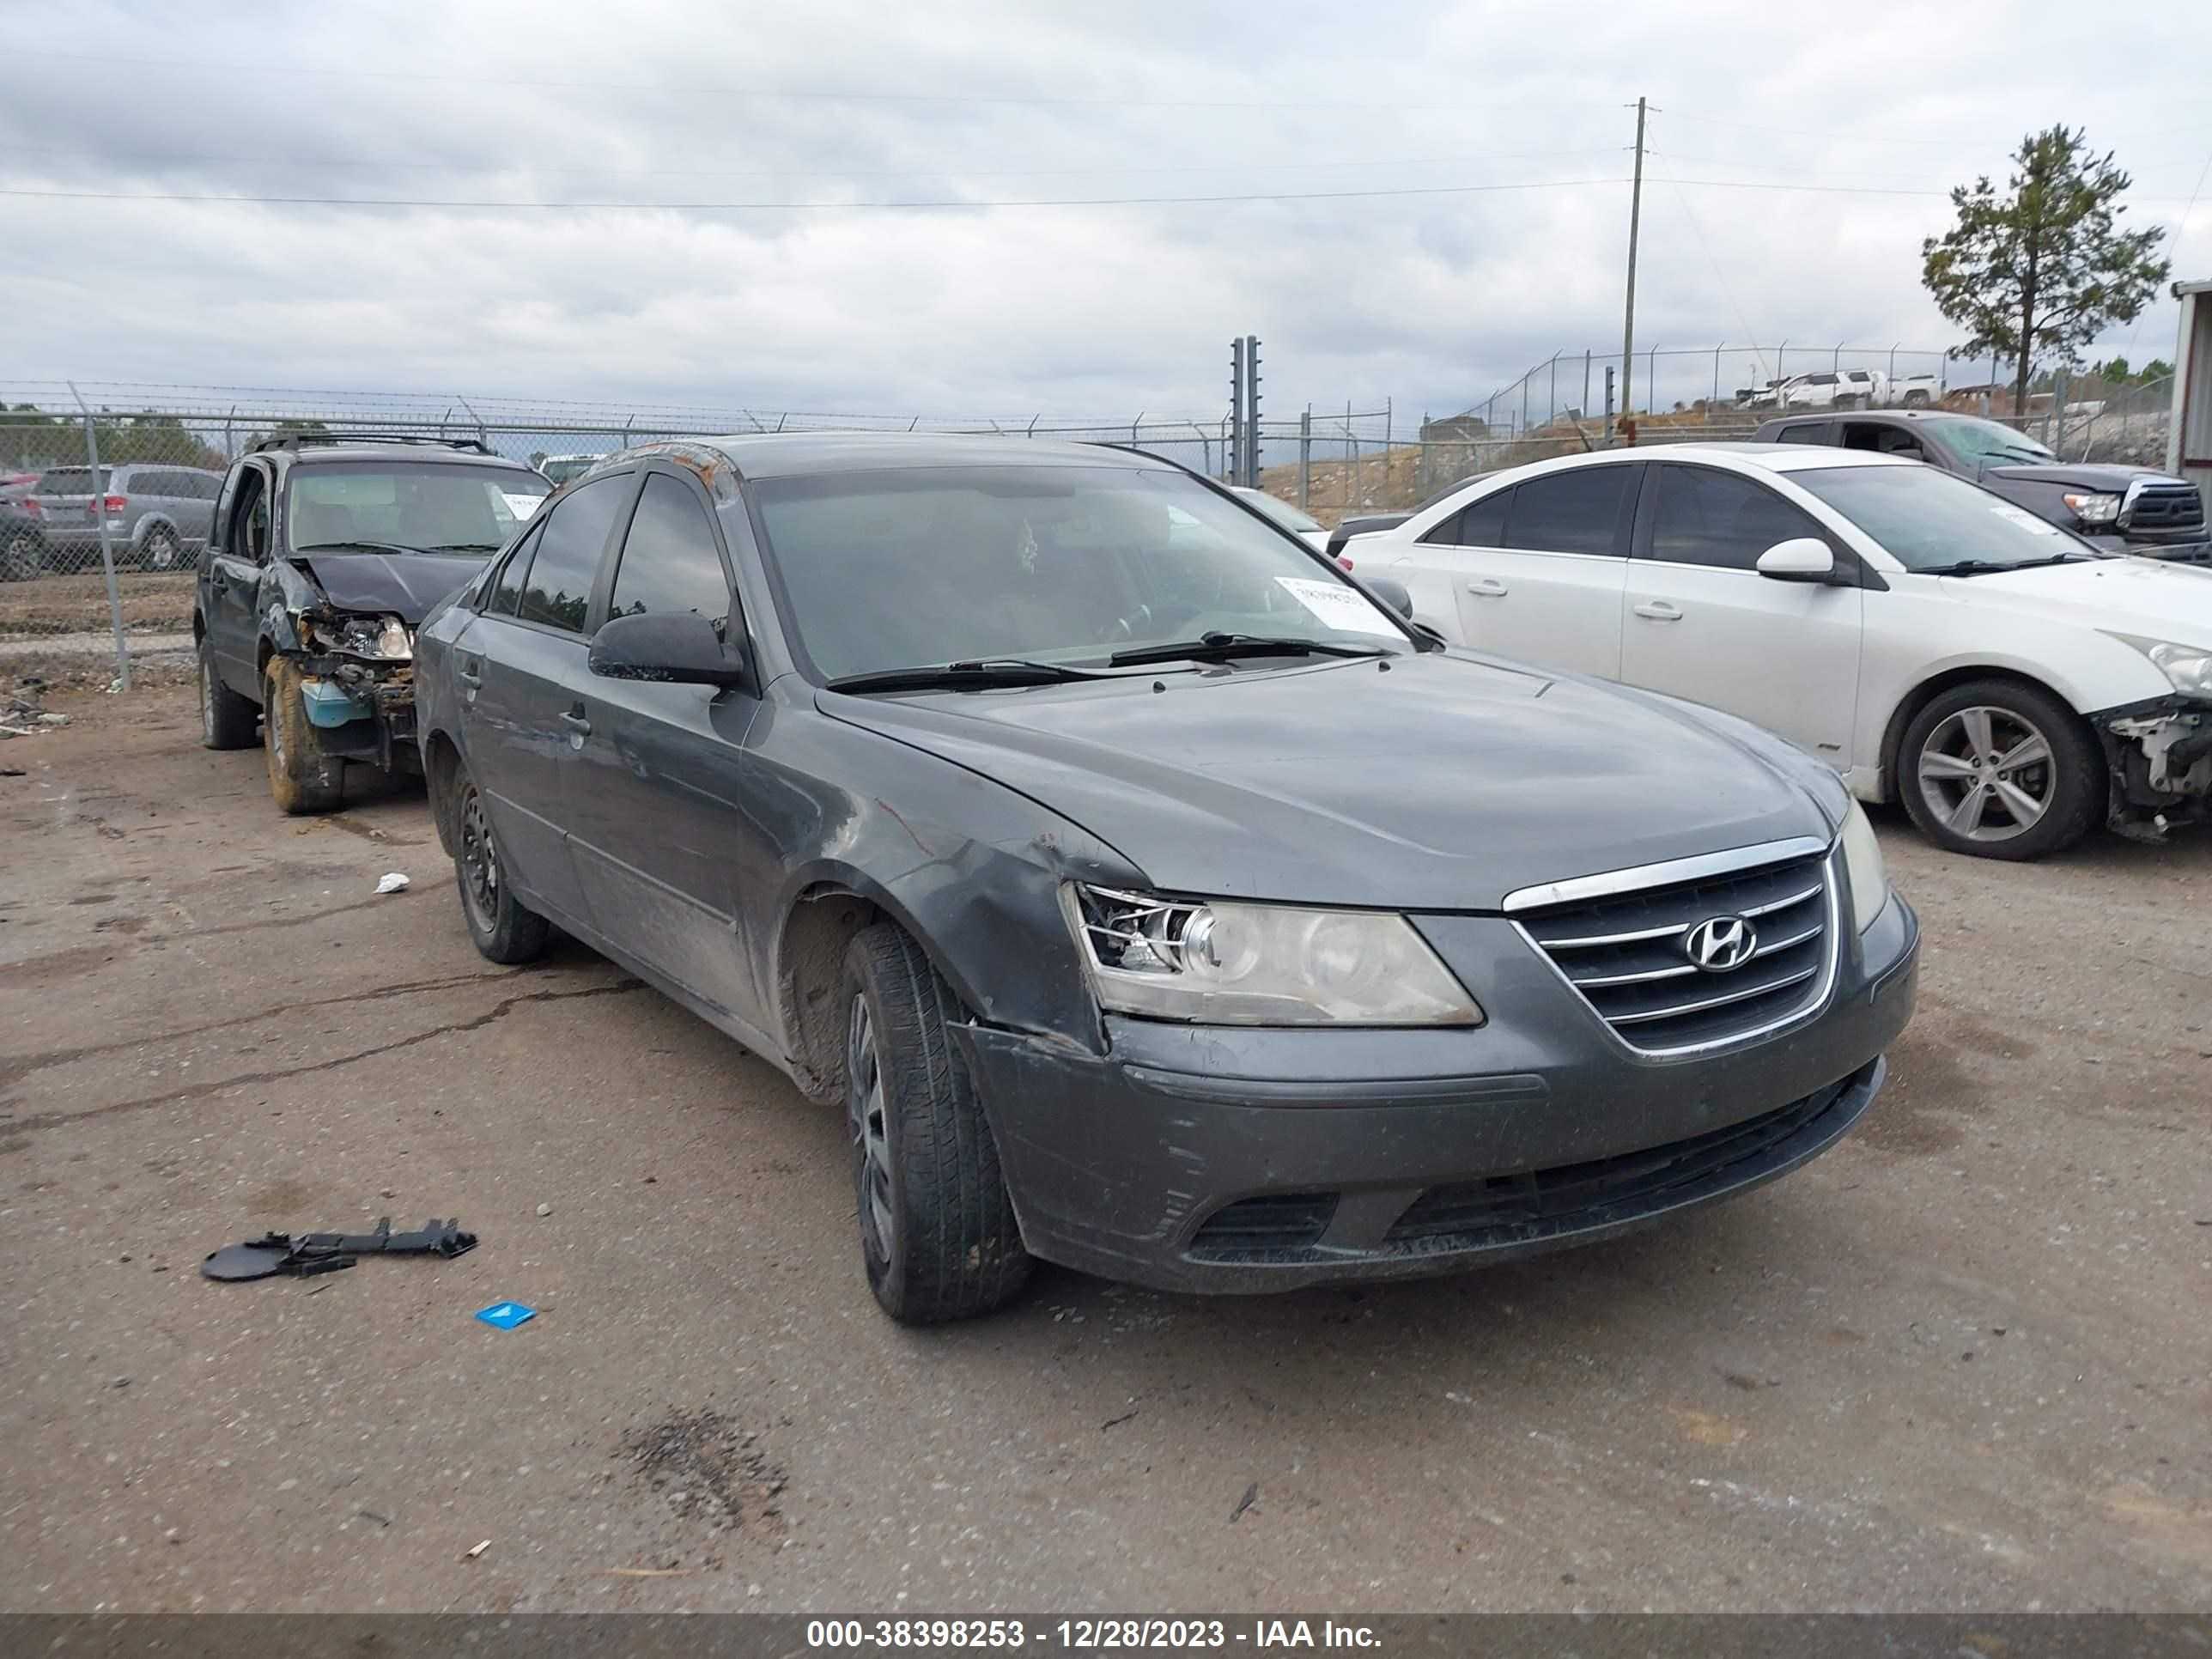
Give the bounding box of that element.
[201,1217,478,1281]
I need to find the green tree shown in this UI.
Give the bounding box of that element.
[1921,125,2169,416]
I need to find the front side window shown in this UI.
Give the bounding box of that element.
[1647,465,1824,572]
[284,463,550,556]
[517,473,628,633]
[231,466,270,561]
[1502,467,1631,556]
[608,474,732,624]
[751,464,1408,683]
[487,521,543,616]
[1790,464,2089,572]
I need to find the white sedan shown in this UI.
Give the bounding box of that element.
[1345,443,2212,860]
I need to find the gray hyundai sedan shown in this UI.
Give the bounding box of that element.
[414,434,1918,1323]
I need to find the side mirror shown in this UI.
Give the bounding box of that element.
[1364,576,1416,619]
[1754,538,1839,584]
[588,611,749,689]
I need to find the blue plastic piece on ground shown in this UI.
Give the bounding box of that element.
[475,1299,536,1330]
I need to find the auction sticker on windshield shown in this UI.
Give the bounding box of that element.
[500,491,544,520]
[1273,576,1400,635]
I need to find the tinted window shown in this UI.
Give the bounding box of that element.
[488,521,543,615]
[1805,373,1837,386]
[518,475,627,633]
[231,467,270,561]
[1422,488,1509,547]
[1648,465,1823,571]
[1777,422,1832,445]
[1502,468,1629,556]
[609,475,732,623]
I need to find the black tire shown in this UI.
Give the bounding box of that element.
[141,524,183,571]
[451,765,550,963]
[199,635,258,750]
[2,527,41,581]
[841,923,1030,1324]
[1898,678,2103,860]
[263,656,346,814]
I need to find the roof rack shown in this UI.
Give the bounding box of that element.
[248,433,498,456]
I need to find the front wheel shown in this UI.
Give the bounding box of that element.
[452,766,549,963]
[263,656,346,814]
[842,923,1030,1324]
[1899,680,2103,860]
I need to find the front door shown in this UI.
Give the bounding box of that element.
[1620,461,1864,768]
[452,471,634,927]
[206,461,271,697]
[562,469,772,1031]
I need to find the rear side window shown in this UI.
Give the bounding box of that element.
[1777,422,1832,445]
[1647,465,1823,572]
[1502,468,1630,556]
[517,474,628,633]
[1422,488,1509,548]
[608,474,732,624]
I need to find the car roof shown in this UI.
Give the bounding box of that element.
[1495,442,1920,477]
[605,431,1176,483]
[271,444,542,471]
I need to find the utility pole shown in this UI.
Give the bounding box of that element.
[1617,95,1650,439]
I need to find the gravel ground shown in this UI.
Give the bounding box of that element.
[2,684,2208,1613]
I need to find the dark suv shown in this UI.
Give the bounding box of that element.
[1753,410,2209,560]
[194,435,550,812]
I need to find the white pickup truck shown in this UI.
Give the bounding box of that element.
[1744,369,1938,411]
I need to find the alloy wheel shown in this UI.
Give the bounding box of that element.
[846,994,896,1265]
[1916,704,2054,843]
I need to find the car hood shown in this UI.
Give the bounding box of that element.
[1936,556,2212,641]
[287,550,489,623]
[819,652,1835,910]
[1982,461,2184,491]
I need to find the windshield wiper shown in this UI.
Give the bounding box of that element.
[1107,631,1392,668]
[427,541,505,553]
[294,539,428,556]
[825,659,1109,696]
[1918,553,2081,576]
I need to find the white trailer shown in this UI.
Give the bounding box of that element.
[2171,278,2212,518]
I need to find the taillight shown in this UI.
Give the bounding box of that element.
[21,499,40,518]
[102,494,127,514]
[1336,555,1354,571]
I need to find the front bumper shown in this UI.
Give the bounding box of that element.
[293,662,419,775]
[960,895,1917,1294]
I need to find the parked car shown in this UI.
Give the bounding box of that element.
[1343,444,2212,860]
[1230,485,1331,551]
[194,435,550,812]
[30,462,225,571]
[414,433,1916,1323]
[1753,410,2209,560]
[2,480,51,581]
[538,453,603,486]
[1743,371,1935,412]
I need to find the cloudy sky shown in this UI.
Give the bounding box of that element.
[3,0,2209,426]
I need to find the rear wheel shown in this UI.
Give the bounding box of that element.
[453,767,549,963]
[1902,389,1931,409]
[263,656,345,814]
[142,525,182,570]
[199,635,258,750]
[842,923,1030,1324]
[1899,680,2102,860]
[1,527,40,581]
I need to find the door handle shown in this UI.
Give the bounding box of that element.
[1632,600,1683,622]
[1466,577,1510,597]
[560,708,592,736]
[457,661,483,688]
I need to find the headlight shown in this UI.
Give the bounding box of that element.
[308,614,412,661]
[1838,799,1889,934]
[2063,491,2121,526]
[2108,634,2212,696]
[1061,884,1482,1026]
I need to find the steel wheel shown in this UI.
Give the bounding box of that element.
[847,994,896,1266]
[1915,704,2054,843]
[458,787,501,933]
[199,651,217,739]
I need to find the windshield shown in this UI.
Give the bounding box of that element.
[1235,489,1325,536]
[1791,464,2087,572]
[751,464,1409,682]
[1929,417,2054,465]
[285,463,550,554]
[540,457,599,485]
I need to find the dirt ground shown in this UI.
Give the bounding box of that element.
[2,684,2209,1613]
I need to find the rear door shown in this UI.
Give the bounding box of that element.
[564,467,773,1029]
[1422,464,1637,678]
[450,470,635,927]
[1620,461,1863,767]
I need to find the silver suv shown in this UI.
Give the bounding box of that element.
[31,463,225,572]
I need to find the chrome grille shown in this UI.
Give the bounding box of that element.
[1513,844,1838,1055]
